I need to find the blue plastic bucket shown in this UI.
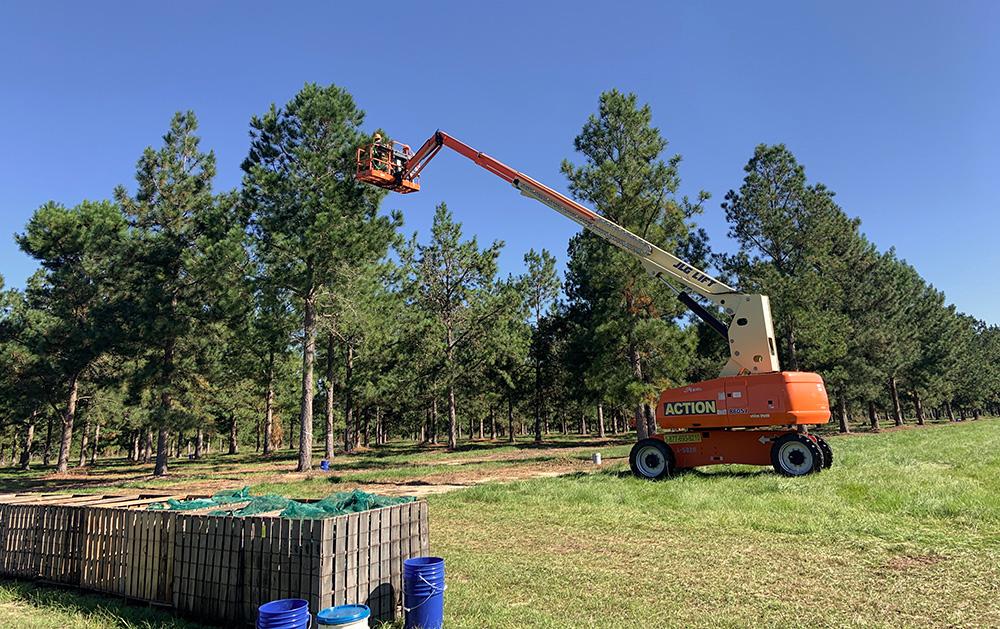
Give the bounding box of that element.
[403,556,445,629]
[258,598,311,629]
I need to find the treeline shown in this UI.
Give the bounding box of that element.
[0,85,997,475]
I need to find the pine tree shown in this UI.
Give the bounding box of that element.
[404,204,503,449]
[562,90,705,440]
[522,249,560,443]
[242,83,399,471]
[115,112,245,476]
[15,200,126,472]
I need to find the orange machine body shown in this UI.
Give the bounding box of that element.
[652,428,823,468]
[656,371,831,430]
[649,372,831,468]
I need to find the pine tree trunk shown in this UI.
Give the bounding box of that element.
[430,399,438,444]
[579,411,587,435]
[363,409,371,447]
[56,374,79,474]
[90,424,100,464]
[155,425,169,476]
[489,406,496,440]
[445,321,458,450]
[263,355,275,456]
[447,383,458,450]
[644,403,657,437]
[973,407,980,420]
[507,394,515,443]
[784,325,799,372]
[561,414,567,434]
[325,333,336,460]
[343,344,354,453]
[868,401,880,431]
[946,402,956,422]
[229,415,238,455]
[144,430,153,463]
[130,431,139,462]
[195,427,204,459]
[913,392,925,426]
[597,404,606,438]
[837,396,850,433]
[534,353,543,443]
[43,414,53,466]
[154,319,177,477]
[78,421,89,467]
[888,376,903,426]
[628,344,649,441]
[297,296,317,471]
[19,415,35,470]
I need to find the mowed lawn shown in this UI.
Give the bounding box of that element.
[1,420,997,628]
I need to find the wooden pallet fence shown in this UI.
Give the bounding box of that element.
[0,493,430,626]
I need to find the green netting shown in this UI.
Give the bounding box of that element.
[208,495,291,517]
[148,487,253,511]
[280,489,414,520]
[147,487,413,519]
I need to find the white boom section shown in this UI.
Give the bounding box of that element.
[514,177,780,377]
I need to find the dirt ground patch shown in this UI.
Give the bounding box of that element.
[0,436,631,499]
[885,554,946,570]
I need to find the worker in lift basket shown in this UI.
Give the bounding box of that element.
[371,133,391,172]
[371,133,410,178]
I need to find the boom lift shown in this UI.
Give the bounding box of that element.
[357,131,833,478]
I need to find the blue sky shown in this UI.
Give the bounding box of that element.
[1,2,997,321]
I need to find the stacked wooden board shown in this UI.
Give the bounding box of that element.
[0,492,430,625]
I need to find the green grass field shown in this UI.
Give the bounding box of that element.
[1,420,998,628]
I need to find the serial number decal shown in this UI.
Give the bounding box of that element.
[661,433,703,444]
[663,400,717,416]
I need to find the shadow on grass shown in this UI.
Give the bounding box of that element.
[557,466,775,481]
[0,578,207,627]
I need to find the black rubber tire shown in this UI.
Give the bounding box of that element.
[815,436,833,469]
[770,433,824,476]
[629,439,675,480]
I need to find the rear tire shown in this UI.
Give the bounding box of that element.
[629,439,674,480]
[770,433,823,476]
[815,436,833,469]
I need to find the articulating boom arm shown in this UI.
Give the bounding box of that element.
[359,130,780,377]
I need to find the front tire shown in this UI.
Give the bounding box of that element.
[629,439,675,480]
[815,436,833,469]
[770,434,824,476]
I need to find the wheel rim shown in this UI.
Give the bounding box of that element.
[777,441,813,475]
[635,445,666,477]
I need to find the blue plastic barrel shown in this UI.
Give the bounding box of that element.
[403,556,445,629]
[258,598,311,629]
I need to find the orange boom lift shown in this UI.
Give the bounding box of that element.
[357,131,832,478]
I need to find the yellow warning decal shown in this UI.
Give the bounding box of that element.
[661,433,702,444]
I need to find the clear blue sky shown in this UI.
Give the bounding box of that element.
[1,2,997,321]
